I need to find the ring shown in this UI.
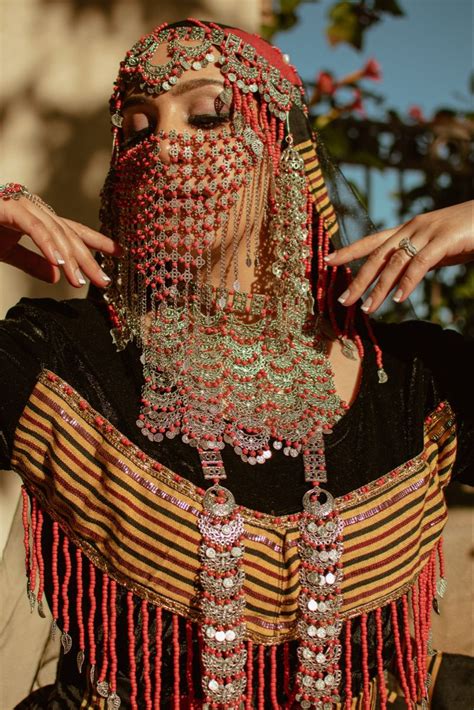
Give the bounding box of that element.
[398,236,418,258]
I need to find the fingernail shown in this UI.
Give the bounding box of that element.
[361,297,373,312]
[54,251,66,266]
[101,272,111,283]
[324,254,335,262]
[75,269,86,286]
[338,289,350,304]
[393,289,403,303]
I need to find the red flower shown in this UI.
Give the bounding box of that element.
[348,88,365,116]
[316,71,336,96]
[408,105,426,123]
[363,58,381,81]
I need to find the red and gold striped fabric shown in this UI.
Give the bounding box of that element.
[295,138,339,238]
[11,371,456,644]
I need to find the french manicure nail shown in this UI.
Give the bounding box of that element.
[102,273,111,282]
[75,269,86,286]
[324,254,334,262]
[361,297,373,312]
[338,289,350,304]
[393,289,403,303]
[54,251,66,266]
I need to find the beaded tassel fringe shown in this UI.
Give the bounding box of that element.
[21,489,444,708]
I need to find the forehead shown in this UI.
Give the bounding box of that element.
[148,39,224,87]
[116,24,304,120]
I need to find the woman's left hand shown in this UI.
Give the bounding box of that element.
[325,200,474,313]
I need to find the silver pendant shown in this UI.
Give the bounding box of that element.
[96,680,109,698]
[339,336,358,360]
[77,649,85,673]
[61,632,73,654]
[89,663,96,686]
[437,577,447,598]
[107,692,121,709]
[37,599,46,618]
[50,618,58,641]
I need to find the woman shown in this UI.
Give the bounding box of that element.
[0,18,472,710]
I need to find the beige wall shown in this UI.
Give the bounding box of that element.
[0,2,259,706]
[0,0,259,555]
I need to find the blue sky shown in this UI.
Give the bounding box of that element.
[274,0,473,227]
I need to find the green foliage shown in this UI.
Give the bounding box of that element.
[326,0,404,49]
[271,0,471,334]
[261,0,321,39]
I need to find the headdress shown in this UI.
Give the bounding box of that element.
[97,18,388,708]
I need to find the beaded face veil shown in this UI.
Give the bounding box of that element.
[101,19,356,484]
[98,19,387,710]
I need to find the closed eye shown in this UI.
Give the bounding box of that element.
[121,125,154,149]
[188,114,230,129]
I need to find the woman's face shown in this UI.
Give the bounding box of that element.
[116,39,272,295]
[121,42,231,158]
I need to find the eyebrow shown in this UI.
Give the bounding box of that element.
[123,78,225,109]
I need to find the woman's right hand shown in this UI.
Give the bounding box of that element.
[0,186,122,287]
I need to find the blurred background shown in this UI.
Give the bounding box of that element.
[0,1,472,707]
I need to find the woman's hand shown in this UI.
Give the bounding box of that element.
[0,186,121,287]
[325,201,474,313]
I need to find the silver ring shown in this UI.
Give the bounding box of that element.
[398,236,418,258]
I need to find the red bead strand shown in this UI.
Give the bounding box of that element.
[360,613,371,710]
[154,606,163,709]
[75,548,85,668]
[410,584,425,698]
[61,535,72,637]
[344,619,353,709]
[127,592,138,710]
[34,507,45,611]
[141,600,152,710]
[270,645,279,709]
[374,608,388,710]
[87,561,97,677]
[185,618,194,706]
[29,497,38,598]
[437,537,445,579]
[108,579,118,695]
[401,594,417,701]
[21,487,31,588]
[172,613,181,710]
[283,641,291,700]
[258,643,265,710]
[390,600,412,704]
[98,573,110,686]
[51,521,60,631]
[246,640,254,710]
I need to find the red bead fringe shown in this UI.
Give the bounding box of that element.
[20,495,441,707]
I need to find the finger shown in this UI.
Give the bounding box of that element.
[336,239,400,307]
[60,223,113,287]
[392,241,446,302]
[325,227,399,265]
[63,218,123,256]
[17,205,107,288]
[2,201,67,268]
[3,243,61,283]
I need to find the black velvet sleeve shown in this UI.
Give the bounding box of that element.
[0,299,57,469]
[1,297,472,496]
[373,319,474,485]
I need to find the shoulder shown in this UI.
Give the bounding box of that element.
[4,296,106,330]
[371,318,471,360]
[371,317,473,420]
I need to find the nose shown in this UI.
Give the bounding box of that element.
[153,112,178,166]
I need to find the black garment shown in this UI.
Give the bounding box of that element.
[0,297,472,709]
[0,297,472,494]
